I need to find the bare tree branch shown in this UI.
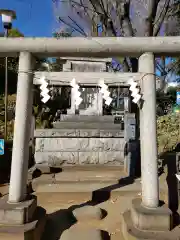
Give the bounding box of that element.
[58,16,86,35]
[144,0,160,36]
[68,16,88,35]
[118,0,134,37]
[153,0,171,36]
[52,0,179,74]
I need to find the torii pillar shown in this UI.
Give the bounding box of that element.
[0,52,46,240]
[122,53,173,239]
[9,52,34,202]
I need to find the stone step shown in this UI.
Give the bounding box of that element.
[34,128,124,138]
[31,169,168,206]
[33,168,126,182]
[34,164,125,173]
[59,115,120,123]
[31,168,168,199]
[31,174,165,193]
[59,165,125,172]
[35,191,137,205]
[52,122,123,129]
[32,180,137,193]
[32,180,167,207]
[32,168,128,193]
[55,169,126,181]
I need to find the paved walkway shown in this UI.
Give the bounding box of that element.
[39,192,128,240]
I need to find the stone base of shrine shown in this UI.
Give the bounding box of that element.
[122,198,180,240]
[0,195,46,240]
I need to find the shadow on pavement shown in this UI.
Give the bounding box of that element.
[41,209,77,240]
[41,176,134,240]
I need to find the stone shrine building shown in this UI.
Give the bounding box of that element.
[53,57,131,116]
[33,57,137,170]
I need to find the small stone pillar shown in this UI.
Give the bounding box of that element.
[9,52,34,203]
[139,52,159,208]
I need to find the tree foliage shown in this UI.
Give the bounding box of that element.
[0,28,24,95]
[7,28,24,38]
[157,113,180,154]
[156,87,178,116]
[53,28,72,38]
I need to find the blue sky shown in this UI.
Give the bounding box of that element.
[0,0,178,82]
[0,0,54,37]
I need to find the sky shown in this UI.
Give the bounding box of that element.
[0,0,54,37]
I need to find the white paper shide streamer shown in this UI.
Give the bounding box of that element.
[99,79,112,106]
[39,76,50,103]
[70,78,83,108]
[128,77,141,104]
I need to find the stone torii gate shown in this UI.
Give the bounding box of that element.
[0,37,180,239]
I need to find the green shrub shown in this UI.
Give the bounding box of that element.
[157,113,180,154]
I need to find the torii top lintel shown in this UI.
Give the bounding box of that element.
[0,36,180,57]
